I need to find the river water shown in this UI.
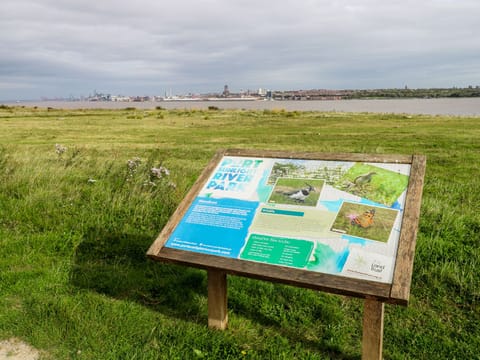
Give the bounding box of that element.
[8,97,480,116]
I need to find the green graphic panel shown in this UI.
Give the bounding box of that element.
[240,234,314,268]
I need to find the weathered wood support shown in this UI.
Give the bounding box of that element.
[362,299,384,360]
[207,270,228,330]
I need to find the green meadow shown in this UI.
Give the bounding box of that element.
[0,105,479,359]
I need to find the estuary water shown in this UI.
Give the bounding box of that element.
[8,97,480,116]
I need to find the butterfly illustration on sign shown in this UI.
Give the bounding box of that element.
[349,208,375,228]
[331,202,399,243]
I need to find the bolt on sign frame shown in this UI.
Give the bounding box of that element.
[147,149,426,360]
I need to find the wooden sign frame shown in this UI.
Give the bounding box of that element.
[147,149,426,359]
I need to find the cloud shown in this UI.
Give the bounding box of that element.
[1,0,479,99]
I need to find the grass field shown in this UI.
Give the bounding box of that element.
[0,105,479,359]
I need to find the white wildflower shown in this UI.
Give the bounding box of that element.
[127,157,142,177]
[143,180,157,187]
[150,166,170,179]
[127,157,141,170]
[55,143,67,156]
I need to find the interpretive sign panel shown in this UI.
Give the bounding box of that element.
[148,149,426,305]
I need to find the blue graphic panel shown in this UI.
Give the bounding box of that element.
[166,197,259,258]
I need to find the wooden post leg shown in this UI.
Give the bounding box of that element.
[362,299,384,360]
[207,270,228,330]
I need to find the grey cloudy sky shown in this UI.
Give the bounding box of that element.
[1,0,479,100]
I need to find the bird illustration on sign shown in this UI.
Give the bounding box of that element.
[336,163,409,207]
[280,183,316,203]
[268,178,324,207]
[354,171,377,187]
[341,171,377,194]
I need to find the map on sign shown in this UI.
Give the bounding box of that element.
[165,156,411,284]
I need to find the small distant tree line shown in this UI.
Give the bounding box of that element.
[347,86,480,99]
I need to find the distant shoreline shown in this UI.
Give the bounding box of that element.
[2,97,480,116]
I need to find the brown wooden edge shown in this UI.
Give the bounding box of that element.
[389,154,427,305]
[147,149,424,303]
[155,247,392,301]
[224,148,413,164]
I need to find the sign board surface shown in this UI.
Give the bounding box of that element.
[148,150,426,305]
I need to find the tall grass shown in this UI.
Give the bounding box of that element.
[0,106,479,359]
